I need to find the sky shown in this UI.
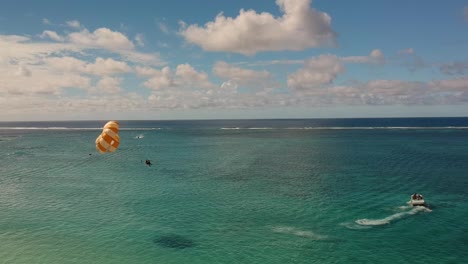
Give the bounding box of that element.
[1,0,467,121]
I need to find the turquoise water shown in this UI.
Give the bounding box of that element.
[1,119,467,263]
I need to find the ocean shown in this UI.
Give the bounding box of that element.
[0,118,467,263]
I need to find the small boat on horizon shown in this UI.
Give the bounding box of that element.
[409,193,426,206]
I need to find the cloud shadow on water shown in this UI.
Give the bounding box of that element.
[153,234,196,249]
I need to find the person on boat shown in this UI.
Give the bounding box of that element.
[412,193,417,200]
[145,159,152,166]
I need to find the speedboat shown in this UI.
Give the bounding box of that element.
[409,193,426,206]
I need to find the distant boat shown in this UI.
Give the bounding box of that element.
[409,193,426,206]
[135,134,144,139]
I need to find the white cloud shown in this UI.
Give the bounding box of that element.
[45,56,87,72]
[138,66,176,90]
[0,35,31,43]
[369,49,385,64]
[68,28,135,51]
[0,93,149,121]
[0,62,91,96]
[175,63,215,89]
[2,26,164,66]
[0,24,165,102]
[4,28,156,66]
[137,64,215,90]
[342,49,385,64]
[45,57,131,76]
[95,76,123,94]
[135,66,159,77]
[288,54,344,90]
[40,30,64,42]
[0,35,81,66]
[179,0,336,55]
[213,61,274,87]
[220,80,239,93]
[85,58,131,76]
[2,19,468,119]
[66,20,81,29]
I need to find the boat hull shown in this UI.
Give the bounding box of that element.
[410,199,426,206]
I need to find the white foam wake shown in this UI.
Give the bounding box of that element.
[355,206,431,226]
[271,226,328,240]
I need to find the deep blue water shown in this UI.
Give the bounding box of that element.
[0,118,467,263]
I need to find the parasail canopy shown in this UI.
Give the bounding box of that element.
[96,121,120,153]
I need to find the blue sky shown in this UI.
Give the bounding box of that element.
[1,0,467,121]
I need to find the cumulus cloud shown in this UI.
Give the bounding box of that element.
[135,66,159,77]
[136,64,215,90]
[45,57,131,76]
[68,28,135,50]
[85,58,131,75]
[213,61,274,87]
[2,26,164,66]
[95,76,123,94]
[288,54,344,90]
[0,24,166,102]
[2,19,468,118]
[141,67,176,90]
[0,35,81,67]
[0,63,91,96]
[0,26,159,118]
[176,64,215,89]
[45,56,86,72]
[179,0,336,55]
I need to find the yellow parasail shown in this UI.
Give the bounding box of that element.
[95,121,120,153]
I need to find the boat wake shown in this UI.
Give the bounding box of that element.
[271,226,328,240]
[354,206,431,227]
